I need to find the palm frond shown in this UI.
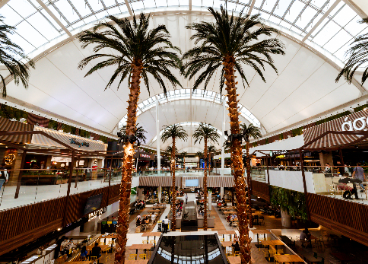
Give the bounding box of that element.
[161,124,188,143]
[0,16,34,97]
[192,123,220,145]
[78,13,182,93]
[182,6,285,92]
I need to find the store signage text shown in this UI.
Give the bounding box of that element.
[140,154,150,158]
[88,208,103,222]
[341,116,368,132]
[70,138,90,147]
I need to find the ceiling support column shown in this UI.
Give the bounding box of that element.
[156,101,161,171]
[221,99,226,176]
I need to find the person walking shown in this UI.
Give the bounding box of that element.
[185,193,188,204]
[352,162,366,195]
[162,216,169,233]
[0,163,8,196]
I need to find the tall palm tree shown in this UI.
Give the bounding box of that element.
[182,6,284,263]
[196,151,203,168]
[240,123,261,228]
[181,151,188,170]
[78,13,181,263]
[161,124,188,231]
[166,145,178,156]
[336,19,368,85]
[0,16,34,97]
[207,145,217,173]
[192,123,219,230]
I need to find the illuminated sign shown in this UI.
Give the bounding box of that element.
[88,208,104,222]
[140,154,151,158]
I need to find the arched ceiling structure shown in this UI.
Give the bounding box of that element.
[1,0,368,141]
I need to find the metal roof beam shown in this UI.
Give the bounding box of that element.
[302,0,341,42]
[36,0,72,37]
[124,0,134,16]
[189,0,192,11]
[248,0,257,15]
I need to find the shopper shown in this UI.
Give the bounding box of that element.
[80,245,88,260]
[185,193,188,204]
[90,242,102,262]
[232,241,240,252]
[162,216,169,233]
[352,162,366,193]
[0,163,8,195]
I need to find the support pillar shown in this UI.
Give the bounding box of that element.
[14,150,27,199]
[221,99,226,176]
[158,186,162,203]
[299,150,310,221]
[63,151,75,226]
[156,101,161,171]
[220,187,224,199]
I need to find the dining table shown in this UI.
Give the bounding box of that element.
[261,239,285,252]
[221,241,234,247]
[274,254,304,263]
[218,230,237,241]
[227,256,255,264]
[125,260,148,264]
[128,243,154,259]
[141,232,161,245]
[252,229,270,244]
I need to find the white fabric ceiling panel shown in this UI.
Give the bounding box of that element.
[1,11,366,138]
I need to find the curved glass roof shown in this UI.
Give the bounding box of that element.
[118,89,261,129]
[1,0,367,64]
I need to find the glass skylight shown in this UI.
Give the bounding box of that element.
[0,0,366,69]
[118,89,261,129]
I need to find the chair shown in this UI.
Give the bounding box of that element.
[128,254,137,260]
[259,216,265,225]
[150,240,155,244]
[234,251,240,256]
[277,249,284,254]
[142,240,149,244]
[139,254,147,259]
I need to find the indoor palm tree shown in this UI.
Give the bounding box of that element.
[182,6,284,263]
[78,13,181,263]
[240,123,261,228]
[161,124,188,231]
[192,123,219,230]
[0,15,34,97]
[336,19,368,85]
[181,151,188,170]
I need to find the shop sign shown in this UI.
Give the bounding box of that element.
[88,208,104,222]
[52,156,72,163]
[140,154,151,158]
[342,115,368,131]
[70,138,90,147]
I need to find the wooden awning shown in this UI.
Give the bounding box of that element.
[303,110,368,150]
[31,126,107,152]
[0,117,34,144]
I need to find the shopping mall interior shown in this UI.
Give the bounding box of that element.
[2,0,368,263]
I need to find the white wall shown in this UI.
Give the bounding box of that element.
[250,135,305,157]
[269,170,315,194]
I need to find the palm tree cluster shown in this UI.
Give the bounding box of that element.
[193,123,219,230]
[3,5,286,264]
[161,124,188,231]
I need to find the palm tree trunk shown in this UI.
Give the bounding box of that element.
[203,137,208,230]
[246,141,253,228]
[223,55,251,264]
[171,137,177,231]
[116,60,143,264]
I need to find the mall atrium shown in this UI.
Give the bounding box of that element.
[1,0,368,263]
